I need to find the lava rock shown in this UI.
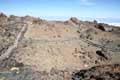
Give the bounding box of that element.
[72,64,120,80]
[95,23,113,32]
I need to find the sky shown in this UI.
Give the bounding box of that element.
[0,0,120,23]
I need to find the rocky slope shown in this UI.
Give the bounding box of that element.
[0,13,120,80]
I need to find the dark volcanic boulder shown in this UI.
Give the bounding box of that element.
[95,23,113,32]
[96,50,111,60]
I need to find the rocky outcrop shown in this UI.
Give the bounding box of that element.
[70,17,80,25]
[65,17,80,26]
[95,23,113,32]
[0,13,8,24]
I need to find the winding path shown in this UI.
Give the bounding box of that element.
[0,25,27,61]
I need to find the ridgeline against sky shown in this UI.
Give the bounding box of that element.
[0,0,120,22]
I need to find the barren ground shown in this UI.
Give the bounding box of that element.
[0,13,120,80]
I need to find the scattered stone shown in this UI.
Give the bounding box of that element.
[10,67,19,73]
[84,64,89,68]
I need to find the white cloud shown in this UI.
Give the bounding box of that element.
[80,0,94,5]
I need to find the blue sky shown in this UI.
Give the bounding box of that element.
[0,0,120,22]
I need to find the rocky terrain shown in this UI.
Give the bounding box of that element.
[72,64,120,80]
[0,12,120,80]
